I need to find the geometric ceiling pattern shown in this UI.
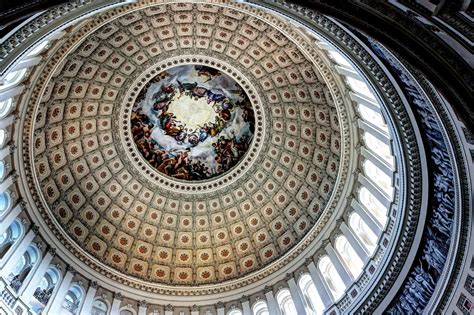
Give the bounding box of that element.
[29,2,346,286]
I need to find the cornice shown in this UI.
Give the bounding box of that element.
[286,0,474,127]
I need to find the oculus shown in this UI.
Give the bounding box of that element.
[131,65,255,181]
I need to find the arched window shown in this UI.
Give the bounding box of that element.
[0,192,11,213]
[359,187,388,225]
[62,285,84,314]
[335,236,364,279]
[346,77,374,101]
[0,230,6,246]
[119,310,134,315]
[0,161,5,179]
[0,219,22,258]
[358,104,387,130]
[363,132,393,165]
[91,299,108,315]
[252,301,269,315]
[9,245,39,292]
[349,213,377,254]
[362,160,393,198]
[318,256,346,300]
[27,40,49,57]
[0,129,6,148]
[298,274,324,315]
[328,51,352,68]
[0,68,27,91]
[30,267,60,314]
[276,289,297,315]
[0,99,12,119]
[228,309,243,315]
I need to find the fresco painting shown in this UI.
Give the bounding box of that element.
[131,65,255,181]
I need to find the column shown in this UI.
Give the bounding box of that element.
[351,200,383,236]
[79,281,97,315]
[0,203,21,235]
[191,304,199,315]
[111,293,122,315]
[358,174,392,206]
[0,175,14,199]
[335,65,358,79]
[0,86,24,102]
[264,286,281,315]
[164,304,174,315]
[358,120,390,143]
[361,147,393,175]
[340,221,370,261]
[138,300,148,315]
[241,296,251,315]
[47,266,75,315]
[18,249,56,302]
[19,249,54,297]
[349,92,380,112]
[325,244,353,286]
[216,301,225,315]
[0,228,35,273]
[286,275,308,315]
[307,259,333,308]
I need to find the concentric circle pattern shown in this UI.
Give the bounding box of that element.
[29,2,349,287]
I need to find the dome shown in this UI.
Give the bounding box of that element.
[0,0,472,314]
[28,2,352,288]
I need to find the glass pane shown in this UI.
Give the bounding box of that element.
[39,277,49,290]
[358,104,387,131]
[349,213,377,254]
[359,187,388,224]
[92,299,108,315]
[12,255,26,276]
[0,192,9,212]
[0,99,12,118]
[299,274,324,315]
[0,232,6,245]
[328,51,352,68]
[335,236,364,278]
[28,41,49,57]
[318,257,346,300]
[363,132,393,165]
[277,290,298,315]
[363,160,393,198]
[253,301,269,315]
[0,129,6,147]
[346,77,374,101]
[1,69,27,90]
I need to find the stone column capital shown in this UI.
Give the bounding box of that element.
[263,285,273,294]
[114,292,122,301]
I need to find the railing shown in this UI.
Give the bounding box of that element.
[63,298,80,313]
[9,275,21,292]
[0,278,16,308]
[33,287,52,305]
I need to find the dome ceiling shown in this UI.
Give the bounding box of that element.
[25,1,351,289]
[131,64,255,181]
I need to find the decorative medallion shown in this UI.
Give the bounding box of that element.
[131,64,254,181]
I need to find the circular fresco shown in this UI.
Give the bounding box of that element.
[131,64,255,181]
